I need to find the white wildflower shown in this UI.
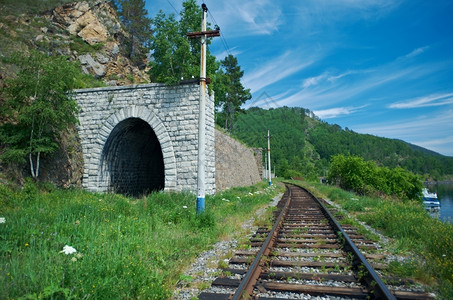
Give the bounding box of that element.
[60,245,77,255]
[71,257,77,262]
[221,198,230,202]
[183,206,188,209]
[0,217,5,224]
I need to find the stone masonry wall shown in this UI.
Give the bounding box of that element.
[73,83,215,195]
[215,129,262,191]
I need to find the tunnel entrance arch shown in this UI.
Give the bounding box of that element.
[92,105,178,195]
[101,118,164,196]
[73,84,215,195]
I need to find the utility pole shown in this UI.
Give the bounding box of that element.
[187,4,220,214]
[267,130,272,186]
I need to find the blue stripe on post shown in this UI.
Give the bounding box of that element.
[197,197,205,214]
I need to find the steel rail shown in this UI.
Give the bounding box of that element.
[230,188,292,300]
[299,185,396,300]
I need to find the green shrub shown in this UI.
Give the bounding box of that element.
[328,154,423,200]
[69,36,104,55]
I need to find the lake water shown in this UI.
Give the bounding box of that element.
[426,183,453,223]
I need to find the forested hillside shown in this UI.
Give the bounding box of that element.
[229,107,453,180]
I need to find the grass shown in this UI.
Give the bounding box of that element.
[287,179,453,299]
[0,179,282,299]
[0,0,77,16]
[69,36,105,55]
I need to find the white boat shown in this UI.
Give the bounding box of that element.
[422,188,441,210]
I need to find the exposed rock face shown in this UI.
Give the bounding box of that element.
[79,53,106,77]
[38,127,84,188]
[0,0,152,187]
[50,0,149,85]
[53,1,112,45]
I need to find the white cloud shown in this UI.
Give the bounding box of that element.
[353,109,453,155]
[327,71,356,82]
[235,1,282,35]
[274,65,420,109]
[243,50,317,93]
[313,105,366,119]
[416,135,453,147]
[292,0,402,28]
[389,92,453,109]
[204,0,282,36]
[302,73,329,89]
[213,47,241,61]
[269,48,448,110]
[405,46,429,59]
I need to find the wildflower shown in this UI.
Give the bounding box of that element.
[222,198,230,202]
[71,257,77,262]
[183,205,188,209]
[76,253,83,259]
[60,245,77,255]
[25,243,29,247]
[0,217,5,224]
[74,220,80,225]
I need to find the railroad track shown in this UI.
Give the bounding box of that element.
[198,184,433,300]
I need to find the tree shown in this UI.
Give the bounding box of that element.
[327,154,422,200]
[0,51,80,179]
[148,0,218,85]
[214,54,251,132]
[115,0,152,66]
[148,10,192,84]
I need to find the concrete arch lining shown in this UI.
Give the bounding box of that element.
[95,106,177,193]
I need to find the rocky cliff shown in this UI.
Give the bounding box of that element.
[0,0,149,186]
[0,0,149,86]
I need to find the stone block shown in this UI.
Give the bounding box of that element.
[73,83,215,194]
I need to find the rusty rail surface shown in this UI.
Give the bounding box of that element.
[230,187,292,300]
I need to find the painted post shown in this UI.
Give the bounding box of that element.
[267,130,272,186]
[186,4,219,214]
[196,4,208,214]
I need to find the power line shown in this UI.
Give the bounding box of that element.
[207,9,233,58]
[203,3,284,143]
[165,0,179,14]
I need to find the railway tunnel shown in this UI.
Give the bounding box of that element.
[101,117,165,197]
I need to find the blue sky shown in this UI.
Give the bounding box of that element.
[145,0,453,156]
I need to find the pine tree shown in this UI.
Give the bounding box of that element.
[214,54,251,131]
[115,0,152,66]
